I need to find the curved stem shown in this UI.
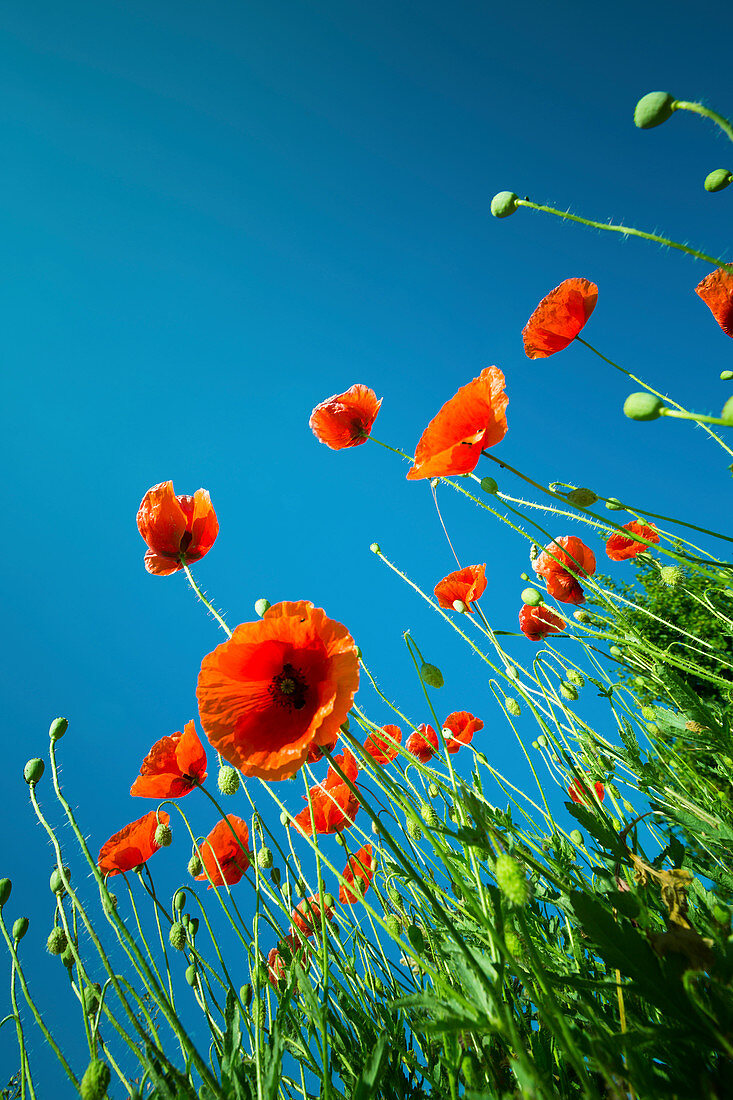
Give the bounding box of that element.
[675,100,733,144]
[181,563,232,637]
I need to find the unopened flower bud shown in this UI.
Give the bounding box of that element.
[428,782,440,798]
[270,867,281,886]
[335,832,345,845]
[721,370,733,381]
[46,928,67,955]
[494,853,530,907]
[505,697,521,717]
[520,572,530,581]
[560,682,579,702]
[369,543,381,554]
[80,1059,111,1100]
[61,944,76,969]
[50,867,71,896]
[406,820,423,842]
[573,610,591,623]
[257,847,273,870]
[660,565,683,586]
[155,823,172,848]
[634,91,676,129]
[12,917,29,941]
[490,191,519,218]
[254,598,271,617]
[480,475,499,494]
[704,169,733,193]
[169,922,187,951]
[521,587,542,606]
[567,670,584,687]
[420,662,444,689]
[218,766,240,796]
[721,396,733,425]
[623,392,663,421]
[240,982,253,1007]
[420,803,439,828]
[189,916,199,937]
[188,853,203,878]
[279,811,289,827]
[566,487,598,507]
[609,645,622,658]
[24,758,44,786]
[185,963,198,987]
[0,880,11,908]
[173,889,186,912]
[537,735,547,748]
[569,829,584,846]
[605,498,625,511]
[452,599,467,613]
[49,717,68,742]
[406,924,425,952]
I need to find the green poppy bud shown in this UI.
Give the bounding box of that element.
[407,924,425,952]
[218,766,240,796]
[721,396,733,425]
[520,572,530,581]
[537,735,547,748]
[46,928,67,955]
[521,587,542,606]
[83,983,101,1017]
[369,543,381,554]
[322,892,335,910]
[634,91,676,129]
[428,782,440,798]
[560,682,578,701]
[185,963,198,987]
[12,917,29,941]
[335,832,345,846]
[420,803,439,828]
[420,662,444,689]
[50,867,71,897]
[609,645,622,658]
[23,758,44,786]
[240,982,253,1007]
[569,829,584,846]
[452,598,467,613]
[254,598,271,617]
[704,169,733,193]
[566,487,598,507]
[494,853,530,907]
[406,820,423,842]
[623,392,664,421]
[567,670,585,687]
[188,853,203,878]
[279,811,289,826]
[490,191,519,218]
[387,883,401,905]
[61,944,76,969]
[0,879,11,908]
[257,847,273,870]
[173,889,186,912]
[605,497,625,511]
[480,476,498,494]
[720,370,733,381]
[154,823,172,848]
[80,1059,111,1100]
[505,697,521,717]
[189,916,199,937]
[660,565,683,586]
[270,867,281,886]
[573,610,591,623]
[49,717,68,742]
[169,922,187,951]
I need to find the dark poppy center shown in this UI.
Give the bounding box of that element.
[270,663,308,711]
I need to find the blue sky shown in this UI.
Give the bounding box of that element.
[2,0,733,1091]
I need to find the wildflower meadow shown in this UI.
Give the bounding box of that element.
[4,82,733,1100]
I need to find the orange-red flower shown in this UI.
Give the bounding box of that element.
[309,384,382,449]
[695,268,733,337]
[522,278,598,359]
[197,601,360,782]
[533,536,596,605]
[196,816,250,887]
[405,724,439,764]
[290,896,335,943]
[130,721,207,798]
[137,482,218,576]
[98,811,170,877]
[434,565,487,612]
[407,367,508,481]
[292,762,361,836]
[518,604,567,641]
[605,521,660,562]
[267,933,307,987]
[442,711,483,754]
[569,779,605,805]
[363,724,402,765]
[339,844,375,904]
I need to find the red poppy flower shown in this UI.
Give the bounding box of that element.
[695,268,733,337]
[405,724,439,764]
[533,536,596,605]
[518,604,567,641]
[434,565,487,612]
[339,844,375,904]
[130,721,207,798]
[306,727,339,764]
[309,384,382,449]
[522,278,598,359]
[291,775,361,836]
[290,896,335,943]
[196,816,250,888]
[406,367,508,481]
[197,601,360,782]
[568,779,605,805]
[442,711,483,754]
[363,724,402,765]
[98,811,170,877]
[267,933,307,987]
[605,521,660,562]
[137,482,218,576]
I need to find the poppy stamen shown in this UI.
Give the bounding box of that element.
[271,663,308,711]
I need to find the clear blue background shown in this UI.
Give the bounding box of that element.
[2,0,732,1092]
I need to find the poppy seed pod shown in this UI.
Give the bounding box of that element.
[254,598,271,617]
[154,823,172,848]
[12,917,29,941]
[704,169,732,193]
[480,476,498,493]
[490,191,519,218]
[566,487,598,507]
[169,922,187,951]
[452,599,467,613]
[494,852,530,907]
[623,392,664,421]
[634,91,676,128]
[0,879,11,907]
[49,717,68,742]
[80,1059,111,1100]
[218,766,240,796]
[46,928,67,955]
[420,663,444,689]
[24,758,44,786]
[521,587,542,606]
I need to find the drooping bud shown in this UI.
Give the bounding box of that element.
[61,944,76,969]
[80,1059,111,1100]
[270,867,281,886]
[428,782,440,798]
[169,922,187,951]
[490,191,519,218]
[0,879,11,908]
[529,543,539,561]
[721,396,733,425]
[504,697,521,717]
[494,852,530,907]
[173,890,186,912]
[46,928,67,955]
[185,963,198,987]
[567,670,585,687]
[573,610,591,623]
[49,717,68,742]
[566,487,598,507]
[406,924,425,952]
[189,917,199,937]
[720,370,733,381]
[83,983,101,1017]
[480,476,498,494]
[420,662,444,689]
[521,587,542,606]
[155,823,172,848]
[240,982,253,1007]
[660,565,683,586]
[623,392,664,421]
[50,867,71,897]
[605,498,625,511]
[505,665,518,680]
[634,91,676,129]
[23,758,44,786]
[609,645,622,658]
[704,169,733,193]
[188,853,203,878]
[406,820,423,842]
[279,811,289,827]
[257,847,273,870]
[218,766,240,796]
[254,598,271,617]
[560,682,579,702]
[369,543,381,554]
[420,803,439,828]
[12,917,29,941]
